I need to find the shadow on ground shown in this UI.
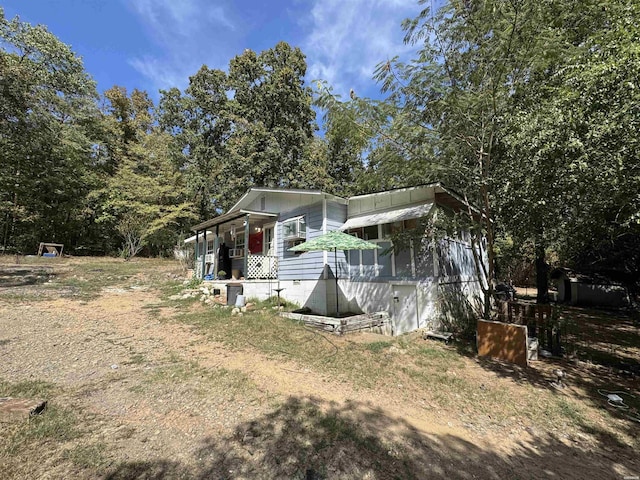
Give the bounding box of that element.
[452,304,640,449]
[104,396,638,480]
[0,265,55,287]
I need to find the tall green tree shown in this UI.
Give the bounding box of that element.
[159,42,316,214]
[370,0,640,305]
[158,67,230,218]
[373,0,554,313]
[314,83,389,197]
[0,9,101,252]
[96,87,195,258]
[498,0,640,289]
[227,42,315,192]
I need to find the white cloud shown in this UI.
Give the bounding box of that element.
[125,0,236,93]
[301,0,422,98]
[128,56,197,91]
[123,0,425,99]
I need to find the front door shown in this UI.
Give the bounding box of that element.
[392,285,419,335]
[263,224,275,256]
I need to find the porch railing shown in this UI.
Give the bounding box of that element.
[247,255,278,279]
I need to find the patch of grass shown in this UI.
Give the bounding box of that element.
[124,353,147,366]
[0,379,56,398]
[173,309,394,388]
[163,298,612,435]
[315,410,379,452]
[412,346,465,369]
[63,442,110,469]
[251,295,300,311]
[157,279,190,298]
[3,405,79,455]
[141,355,256,400]
[365,341,393,353]
[540,397,585,426]
[41,257,183,300]
[0,291,49,303]
[399,366,469,400]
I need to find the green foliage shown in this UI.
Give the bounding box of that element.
[374,0,558,309]
[0,9,102,253]
[184,276,203,289]
[331,0,640,302]
[4,405,79,455]
[437,285,481,339]
[364,341,393,353]
[497,0,640,285]
[493,236,536,285]
[159,42,317,215]
[95,87,196,258]
[0,379,56,398]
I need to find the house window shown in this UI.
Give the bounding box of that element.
[382,221,404,238]
[207,239,215,254]
[361,249,376,276]
[228,232,246,258]
[348,249,360,276]
[235,232,245,250]
[382,219,418,238]
[348,226,378,240]
[395,246,413,277]
[363,225,379,240]
[283,216,306,240]
[348,238,392,278]
[377,241,393,277]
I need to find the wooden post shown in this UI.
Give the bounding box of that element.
[243,214,250,279]
[214,224,220,277]
[195,230,200,277]
[201,229,207,279]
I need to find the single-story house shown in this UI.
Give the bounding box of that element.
[188,183,487,335]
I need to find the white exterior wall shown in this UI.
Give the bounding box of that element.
[240,281,277,301]
[339,279,441,335]
[275,279,331,316]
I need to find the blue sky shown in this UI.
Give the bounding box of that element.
[2,0,424,102]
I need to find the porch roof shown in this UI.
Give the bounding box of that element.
[191,209,278,232]
[183,231,213,244]
[339,202,435,231]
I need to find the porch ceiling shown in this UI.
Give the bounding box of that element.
[191,209,278,232]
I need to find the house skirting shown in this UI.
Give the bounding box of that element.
[243,276,484,336]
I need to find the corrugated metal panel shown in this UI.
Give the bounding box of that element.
[340,202,434,231]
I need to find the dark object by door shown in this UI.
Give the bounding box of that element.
[226,283,243,306]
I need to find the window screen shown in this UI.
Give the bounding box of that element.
[377,241,392,277]
[395,247,413,277]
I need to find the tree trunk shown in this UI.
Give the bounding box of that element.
[535,239,549,304]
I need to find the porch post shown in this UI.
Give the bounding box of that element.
[243,214,250,279]
[214,224,220,278]
[195,230,200,276]
[202,229,207,279]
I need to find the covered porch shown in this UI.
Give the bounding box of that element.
[188,209,279,281]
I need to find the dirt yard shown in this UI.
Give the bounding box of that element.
[0,257,638,479]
